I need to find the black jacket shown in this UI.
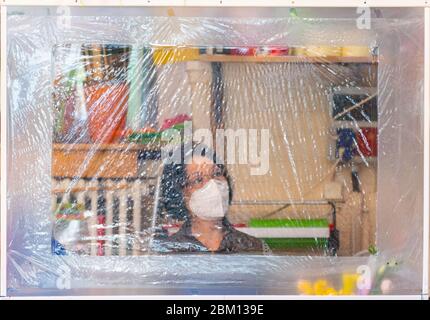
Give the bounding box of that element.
[151,218,270,254]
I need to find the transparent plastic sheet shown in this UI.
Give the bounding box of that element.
[3,7,426,296]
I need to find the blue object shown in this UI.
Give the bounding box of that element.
[336,128,356,162]
[51,238,67,255]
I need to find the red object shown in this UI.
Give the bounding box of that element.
[231,47,258,56]
[356,127,378,157]
[233,223,248,228]
[85,83,128,144]
[160,114,192,131]
[62,93,76,135]
[265,47,289,56]
[97,215,106,256]
[56,213,85,220]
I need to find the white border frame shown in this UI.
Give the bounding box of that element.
[0,0,429,300]
[0,0,429,8]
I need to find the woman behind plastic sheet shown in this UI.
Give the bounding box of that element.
[151,143,270,254]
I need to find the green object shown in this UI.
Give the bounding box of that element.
[249,218,329,228]
[170,123,186,131]
[370,259,400,295]
[54,45,87,137]
[54,68,77,134]
[249,218,330,249]
[126,47,144,130]
[127,123,187,144]
[368,244,378,255]
[55,202,85,216]
[128,132,161,144]
[289,8,299,18]
[263,238,328,249]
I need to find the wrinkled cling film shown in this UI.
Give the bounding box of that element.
[2,7,426,296]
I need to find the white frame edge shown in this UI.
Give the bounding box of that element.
[0,1,428,300]
[0,0,429,8]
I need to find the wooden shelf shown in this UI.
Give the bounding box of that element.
[198,54,378,64]
[52,143,160,179]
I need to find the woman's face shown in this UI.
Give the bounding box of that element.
[183,156,228,212]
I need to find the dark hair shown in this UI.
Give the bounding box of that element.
[159,143,233,221]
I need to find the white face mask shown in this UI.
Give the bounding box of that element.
[189,179,230,220]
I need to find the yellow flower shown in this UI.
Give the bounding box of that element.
[326,288,338,296]
[297,280,313,295]
[314,279,330,295]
